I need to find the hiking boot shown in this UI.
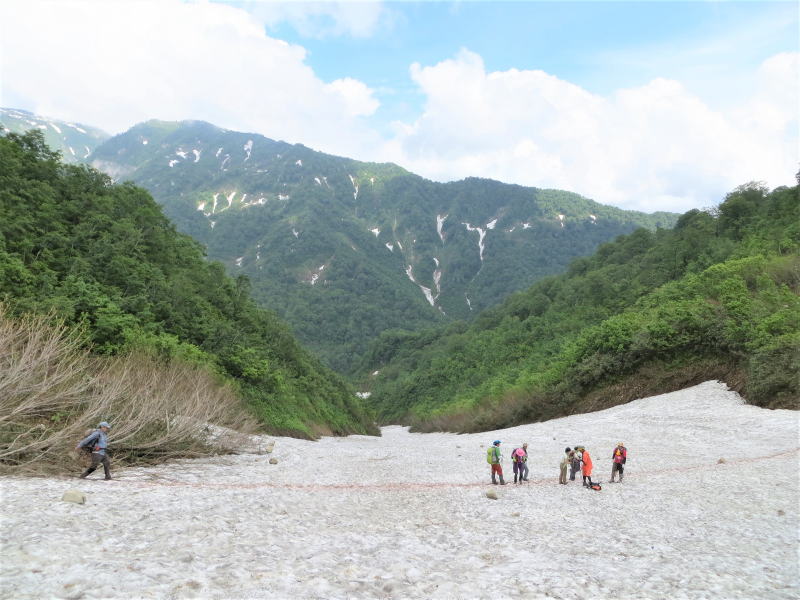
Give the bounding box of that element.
[499,475,507,485]
[104,477,112,480]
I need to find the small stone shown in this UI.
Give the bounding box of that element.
[717,458,726,464]
[61,489,86,504]
[777,509,785,516]
[512,512,520,517]
[269,458,278,465]
[486,490,499,500]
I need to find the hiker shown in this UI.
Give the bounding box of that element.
[559,447,571,484]
[610,442,627,482]
[577,445,594,487]
[519,443,530,481]
[512,446,527,484]
[569,447,581,481]
[487,440,506,485]
[76,421,113,480]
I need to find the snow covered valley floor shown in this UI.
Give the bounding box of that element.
[1,381,798,600]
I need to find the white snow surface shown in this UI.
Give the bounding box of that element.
[1,382,797,600]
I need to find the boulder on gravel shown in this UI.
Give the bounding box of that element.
[61,489,86,504]
[269,458,278,465]
[486,490,498,500]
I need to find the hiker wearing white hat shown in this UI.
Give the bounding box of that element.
[76,421,113,480]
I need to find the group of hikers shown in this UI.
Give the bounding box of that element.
[75,420,630,489]
[487,440,628,488]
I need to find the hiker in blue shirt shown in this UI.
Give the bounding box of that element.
[76,421,112,480]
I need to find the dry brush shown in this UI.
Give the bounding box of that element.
[0,307,257,474]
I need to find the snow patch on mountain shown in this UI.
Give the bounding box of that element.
[48,122,62,134]
[235,256,244,267]
[279,194,290,201]
[175,149,188,160]
[315,177,322,186]
[168,159,179,168]
[349,174,359,200]
[83,146,91,158]
[463,222,488,262]
[437,214,448,243]
[558,214,565,228]
[309,264,326,286]
[243,140,253,161]
[192,149,201,163]
[215,147,223,158]
[295,159,303,167]
[370,228,380,237]
[405,265,436,307]
[220,155,231,170]
[68,146,75,156]
[386,243,394,252]
[292,228,299,238]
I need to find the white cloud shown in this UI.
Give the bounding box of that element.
[382,49,798,213]
[0,0,382,156]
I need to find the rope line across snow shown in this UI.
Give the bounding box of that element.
[121,447,800,491]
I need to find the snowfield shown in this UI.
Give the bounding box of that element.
[1,381,798,600]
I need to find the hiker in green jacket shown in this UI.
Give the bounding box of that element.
[487,440,506,485]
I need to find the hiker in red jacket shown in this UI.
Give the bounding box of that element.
[578,445,594,488]
[610,442,627,482]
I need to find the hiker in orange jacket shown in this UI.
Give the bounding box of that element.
[578,446,594,488]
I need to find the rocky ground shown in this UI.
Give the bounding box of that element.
[1,381,798,599]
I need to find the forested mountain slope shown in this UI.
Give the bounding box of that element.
[86,118,677,371]
[358,179,800,430]
[0,131,376,438]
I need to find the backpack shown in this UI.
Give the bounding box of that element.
[486,446,498,464]
[590,483,602,491]
[79,430,99,453]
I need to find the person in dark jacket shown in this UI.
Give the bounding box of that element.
[610,442,627,482]
[76,421,112,480]
[569,447,581,481]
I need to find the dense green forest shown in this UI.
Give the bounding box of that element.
[359,178,800,430]
[0,131,377,438]
[87,119,677,371]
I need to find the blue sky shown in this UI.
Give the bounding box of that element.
[1,0,798,212]
[264,1,798,129]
